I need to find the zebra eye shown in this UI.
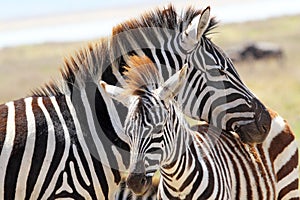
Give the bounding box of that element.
[218,68,227,76]
[152,125,163,133]
[209,68,227,76]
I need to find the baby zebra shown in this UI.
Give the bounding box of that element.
[101,56,299,199]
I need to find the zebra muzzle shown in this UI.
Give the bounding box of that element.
[126,172,152,195]
[237,98,271,144]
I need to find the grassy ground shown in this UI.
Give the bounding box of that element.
[0,15,299,142]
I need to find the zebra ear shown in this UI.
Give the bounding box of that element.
[181,7,210,49]
[158,64,188,101]
[100,81,130,106]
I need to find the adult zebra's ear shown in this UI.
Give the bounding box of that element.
[100,81,130,107]
[157,64,188,101]
[181,6,210,50]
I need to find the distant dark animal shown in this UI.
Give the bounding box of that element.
[227,42,284,63]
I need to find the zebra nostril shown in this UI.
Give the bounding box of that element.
[261,124,268,134]
[140,177,147,185]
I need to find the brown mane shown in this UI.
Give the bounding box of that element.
[123,55,162,96]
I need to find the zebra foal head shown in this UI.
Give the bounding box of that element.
[101,55,187,195]
[112,5,271,144]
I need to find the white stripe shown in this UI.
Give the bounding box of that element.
[30,97,57,199]
[65,95,104,199]
[41,97,71,199]
[139,30,162,75]
[72,144,90,185]
[277,167,299,193]
[55,172,73,194]
[160,42,172,78]
[166,33,181,72]
[69,161,92,199]
[0,101,15,199]
[15,97,36,199]
[80,89,117,197]
[274,140,298,174]
[281,189,300,199]
[263,115,285,150]
[100,85,128,145]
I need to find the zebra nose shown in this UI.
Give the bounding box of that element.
[127,173,152,195]
[253,98,271,135]
[238,98,271,144]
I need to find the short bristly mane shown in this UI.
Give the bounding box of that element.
[123,55,162,96]
[113,4,218,37]
[31,5,218,97]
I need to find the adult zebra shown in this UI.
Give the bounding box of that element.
[101,56,299,199]
[110,5,271,144]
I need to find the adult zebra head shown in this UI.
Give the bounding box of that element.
[111,5,271,144]
[101,55,186,195]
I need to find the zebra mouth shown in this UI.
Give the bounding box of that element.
[234,98,271,144]
[236,119,270,144]
[127,173,152,195]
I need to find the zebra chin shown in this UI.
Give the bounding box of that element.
[237,122,269,144]
[126,173,152,196]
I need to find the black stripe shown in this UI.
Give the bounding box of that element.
[56,96,97,199]
[5,99,27,200]
[186,142,204,199]
[37,97,66,199]
[0,103,8,154]
[70,84,110,198]
[278,179,299,199]
[25,97,48,200]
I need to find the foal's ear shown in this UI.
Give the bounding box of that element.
[100,81,130,107]
[181,6,210,50]
[157,64,188,100]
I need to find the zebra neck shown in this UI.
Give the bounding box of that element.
[161,102,195,170]
[67,83,131,182]
[160,130,200,196]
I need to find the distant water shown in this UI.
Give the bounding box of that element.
[0,0,299,48]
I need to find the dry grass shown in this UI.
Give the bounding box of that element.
[0,42,84,102]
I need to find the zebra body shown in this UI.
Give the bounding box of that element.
[102,56,299,199]
[0,95,119,199]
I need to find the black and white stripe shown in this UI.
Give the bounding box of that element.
[0,93,158,199]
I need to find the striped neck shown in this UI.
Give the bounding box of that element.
[160,101,195,174]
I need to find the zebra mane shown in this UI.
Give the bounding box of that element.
[123,55,162,96]
[112,4,218,38]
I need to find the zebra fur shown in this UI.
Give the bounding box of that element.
[102,56,299,199]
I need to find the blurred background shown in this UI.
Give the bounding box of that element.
[0,0,299,142]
